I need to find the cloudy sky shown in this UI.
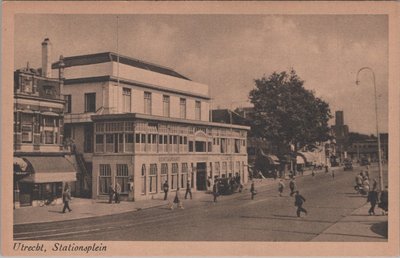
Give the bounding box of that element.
[14,14,388,135]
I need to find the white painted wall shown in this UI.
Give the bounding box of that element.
[152,93,163,116]
[61,61,210,120]
[170,95,181,118]
[63,82,107,114]
[111,62,209,97]
[55,62,113,80]
[132,88,143,114]
[186,99,195,120]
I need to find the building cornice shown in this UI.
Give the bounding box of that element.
[52,52,190,81]
[14,93,65,104]
[91,113,250,131]
[64,75,211,100]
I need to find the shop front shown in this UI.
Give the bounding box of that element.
[14,156,77,207]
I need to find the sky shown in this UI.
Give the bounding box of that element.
[14,14,388,135]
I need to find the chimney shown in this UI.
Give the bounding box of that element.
[58,55,65,96]
[41,38,52,77]
[58,55,65,80]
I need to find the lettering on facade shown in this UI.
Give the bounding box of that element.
[221,156,233,161]
[195,156,209,161]
[159,156,180,162]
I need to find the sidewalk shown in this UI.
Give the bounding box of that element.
[14,198,167,225]
[12,166,341,226]
[312,203,388,241]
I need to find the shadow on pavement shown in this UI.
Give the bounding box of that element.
[370,221,388,238]
[96,201,111,204]
[240,215,334,224]
[48,210,64,214]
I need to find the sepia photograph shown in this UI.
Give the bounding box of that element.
[2,1,399,257]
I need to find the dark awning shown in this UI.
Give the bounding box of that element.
[19,156,77,183]
[259,149,280,165]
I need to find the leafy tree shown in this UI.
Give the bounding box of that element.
[249,69,332,153]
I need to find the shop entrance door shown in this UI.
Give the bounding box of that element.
[19,183,32,207]
[196,162,207,191]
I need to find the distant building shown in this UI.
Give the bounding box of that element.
[331,110,349,162]
[52,52,249,201]
[13,38,76,208]
[347,133,388,162]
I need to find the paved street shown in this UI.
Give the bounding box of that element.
[14,164,388,241]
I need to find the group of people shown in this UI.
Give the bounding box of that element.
[108,183,122,204]
[163,179,193,210]
[355,170,389,215]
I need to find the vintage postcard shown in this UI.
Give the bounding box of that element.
[1,1,399,256]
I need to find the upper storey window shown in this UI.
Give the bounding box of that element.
[85,93,96,113]
[123,88,131,113]
[19,75,35,94]
[64,95,72,113]
[144,92,152,115]
[163,95,170,117]
[180,98,186,119]
[43,85,55,96]
[195,101,201,120]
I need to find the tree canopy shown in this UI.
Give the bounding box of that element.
[249,69,332,151]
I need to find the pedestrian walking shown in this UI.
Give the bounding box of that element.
[379,186,388,215]
[250,181,257,200]
[294,191,307,217]
[62,186,72,213]
[289,177,296,196]
[367,188,379,215]
[108,184,115,204]
[278,179,285,197]
[169,188,184,210]
[114,182,121,203]
[163,180,169,200]
[212,182,219,203]
[185,180,192,199]
[311,167,315,177]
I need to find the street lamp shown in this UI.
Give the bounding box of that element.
[355,67,383,191]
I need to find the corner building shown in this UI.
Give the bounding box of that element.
[13,38,76,208]
[52,52,249,201]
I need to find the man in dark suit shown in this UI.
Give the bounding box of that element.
[62,187,72,213]
[294,191,307,217]
[185,180,192,199]
[367,188,379,215]
[163,181,169,200]
[109,184,115,204]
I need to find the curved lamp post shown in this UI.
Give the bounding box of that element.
[355,67,383,191]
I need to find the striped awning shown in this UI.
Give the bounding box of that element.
[41,111,61,117]
[296,155,305,164]
[19,156,76,183]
